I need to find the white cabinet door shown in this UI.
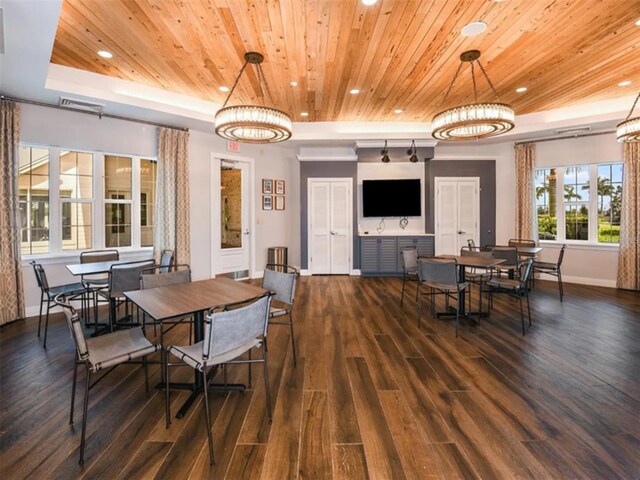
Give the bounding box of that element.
[435,177,479,255]
[309,178,352,274]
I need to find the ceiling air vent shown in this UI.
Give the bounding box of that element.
[0,8,5,54]
[59,96,105,115]
[555,126,591,135]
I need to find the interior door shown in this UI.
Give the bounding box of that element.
[435,177,479,255]
[217,160,250,276]
[309,178,352,274]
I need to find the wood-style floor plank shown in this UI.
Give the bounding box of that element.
[1,277,638,479]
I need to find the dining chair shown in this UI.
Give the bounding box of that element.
[262,264,299,366]
[80,249,119,331]
[56,296,159,465]
[164,292,273,465]
[417,258,470,336]
[101,259,155,330]
[508,238,536,248]
[159,249,175,273]
[533,244,567,301]
[400,247,419,307]
[482,258,534,335]
[460,247,494,315]
[488,246,520,278]
[30,261,86,348]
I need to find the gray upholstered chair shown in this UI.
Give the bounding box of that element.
[159,249,174,273]
[533,244,567,301]
[460,247,494,313]
[102,259,155,330]
[482,258,534,335]
[262,264,299,366]
[417,258,470,336]
[56,296,159,465]
[400,247,419,307]
[164,293,273,465]
[30,261,86,349]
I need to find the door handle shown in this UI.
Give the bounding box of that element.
[330,231,337,235]
[243,230,250,235]
[458,231,466,235]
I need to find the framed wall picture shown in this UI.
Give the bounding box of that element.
[275,179,285,195]
[262,195,273,210]
[275,195,285,211]
[262,179,273,194]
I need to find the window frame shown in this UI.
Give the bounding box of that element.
[535,162,622,248]
[19,143,156,259]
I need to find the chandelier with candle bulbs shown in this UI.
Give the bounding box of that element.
[215,52,292,144]
[617,91,640,142]
[432,50,514,140]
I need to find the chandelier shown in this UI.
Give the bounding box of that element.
[215,52,292,143]
[617,91,640,142]
[432,50,514,140]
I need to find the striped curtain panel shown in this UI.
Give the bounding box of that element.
[617,142,640,290]
[154,127,191,266]
[0,100,26,324]
[514,143,537,241]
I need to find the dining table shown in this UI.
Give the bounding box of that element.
[66,259,130,276]
[124,276,267,418]
[516,246,543,257]
[432,255,505,320]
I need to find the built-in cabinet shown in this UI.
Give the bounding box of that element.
[360,235,434,276]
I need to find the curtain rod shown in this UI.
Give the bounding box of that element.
[1,95,190,132]
[514,130,615,145]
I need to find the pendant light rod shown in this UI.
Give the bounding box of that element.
[624,91,640,121]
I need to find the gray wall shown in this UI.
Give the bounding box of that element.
[300,161,358,270]
[357,146,435,163]
[425,160,496,247]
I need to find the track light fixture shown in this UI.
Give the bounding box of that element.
[381,140,390,163]
[407,140,418,162]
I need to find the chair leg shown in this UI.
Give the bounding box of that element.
[262,343,273,424]
[557,269,564,302]
[202,368,215,466]
[79,366,91,465]
[43,299,51,349]
[400,276,406,307]
[165,348,171,428]
[37,290,44,337]
[70,360,79,424]
[415,281,420,301]
[526,292,532,326]
[289,313,297,367]
[519,295,525,335]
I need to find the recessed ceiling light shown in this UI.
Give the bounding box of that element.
[635,18,640,26]
[394,109,403,114]
[97,50,113,59]
[219,86,230,92]
[350,88,360,95]
[300,112,309,117]
[618,80,632,87]
[290,81,298,87]
[362,0,378,5]
[461,21,487,37]
[516,87,528,93]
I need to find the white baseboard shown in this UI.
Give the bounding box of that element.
[536,273,616,288]
[350,269,361,276]
[252,270,264,279]
[300,269,311,276]
[25,297,85,318]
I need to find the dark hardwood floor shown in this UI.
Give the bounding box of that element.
[1,276,639,479]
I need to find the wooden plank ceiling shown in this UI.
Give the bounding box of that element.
[51,0,640,122]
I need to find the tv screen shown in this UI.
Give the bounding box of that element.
[362,179,421,217]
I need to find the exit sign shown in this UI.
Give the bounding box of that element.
[227,141,241,153]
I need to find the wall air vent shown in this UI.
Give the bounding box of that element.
[0,8,5,54]
[59,96,105,115]
[555,126,591,135]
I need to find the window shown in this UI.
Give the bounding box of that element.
[535,168,557,240]
[60,151,93,250]
[534,162,623,244]
[18,147,50,255]
[18,145,157,256]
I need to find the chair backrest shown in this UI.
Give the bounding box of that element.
[262,266,298,305]
[418,258,458,285]
[109,260,156,297]
[518,259,534,288]
[30,261,49,292]
[140,266,191,289]
[55,295,89,361]
[508,238,536,248]
[401,247,418,272]
[491,246,519,265]
[460,247,494,259]
[159,250,175,273]
[467,238,477,249]
[202,293,272,361]
[80,249,119,264]
[557,244,567,267]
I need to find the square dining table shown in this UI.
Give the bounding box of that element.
[124,277,267,418]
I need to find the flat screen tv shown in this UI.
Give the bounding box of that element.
[362,179,421,217]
